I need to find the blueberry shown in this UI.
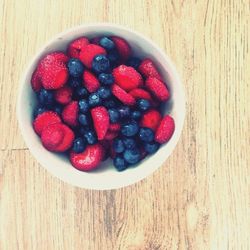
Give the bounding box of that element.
[144,141,160,154]
[76,86,89,98]
[53,105,63,115]
[127,57,141,69]
[98,73,114,85]
[137,99,151,111]
[68,77,82,88]
[78,127,87,136]
[99,37,115,50]
[98,87,111,99]
[113,156,128,171]
[123,149,141,164]
[72,137,87,153]
[78,114,89,126]
[113,138,125,153]
[121,121,139,137]
[108,108,120,123]
[138,127,154,142]
[78,99,89,113]
[88,92,102,107]
[104,99,117,108]
[38,89,54,107]
[92,55,110,74]
[123,138,136,149]
[84,130,98,145]
[118,106,131,119]
[107,49,120,66]
[33,106,47,118]
[67,58,84,77]
[131,110,142,121]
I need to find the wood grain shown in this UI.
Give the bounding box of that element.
[0,0,249,249]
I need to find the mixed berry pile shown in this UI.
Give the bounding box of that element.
[31,35,175,172]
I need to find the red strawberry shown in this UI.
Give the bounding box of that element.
[79,44,106,68]
[67,37,89,59]
[129,88,154,103]
[104,130,119,140]
[54,86,73,105]
[145,77,170,102]
[138,58,163,81]
[112,65,143,91]
[91,37,101,45]
[111,84,136,106]
[62,101,79,127]
[140,109,162,131]
[31,69,42,92]
[33,111,61,135]
[40,59,69,90]
[108,123,121,132]
[111,36,131,62]
[155,115,175,144]
[91,106,110,140]
[45,52,69,64]
[70,144,104,171]
[83,70,100,92]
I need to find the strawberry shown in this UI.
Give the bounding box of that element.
[138,58,163,81]
[91,106,110,140]
[111,84,136,106]
[104,130,119,140]
[33,111,61,135]
[129,88,154,103]
[140,109,162,131]
[62,101,79,127]
[67,37,89,59]
[45,52,69,64]
[111,36,131,62]
[70,144,104,171]
[108,123,121,132]
[112,65,143,91]
[40,59,69,90]
[83,70,100,93]
[79,44,106,68]
[54,86,73,105]
[145,77,170,102]
[155,115,175,144]
[31,69,42,92]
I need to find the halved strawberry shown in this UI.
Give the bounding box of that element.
[54,86,73,105]
[140,109,162,131]
[111,84,136,106]
[70,144,104,171]
[111,36,131,62]
[138,58,163,81]
[31,69,42,92]
[67,37,90,59]
[33,111,61,135]
[129,88,154,103]
[83,70,100,93]
[61,101,79,127]
[104,130,119,140]
[108,123,121,132]
[91,106,110,140]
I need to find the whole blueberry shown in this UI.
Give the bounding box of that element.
[123,138,136,149]
[72,137,87,153]
[68,77,82,88]
[118,106,131,119]
[138,127,154,142]
[98,87,111,99]
[123,149,141,165]
[99,37,115,50]
[84,130,97,145]
[67,58,84,77]
[108,108,120,123]
[76,86,89,98]
[104,99,117,108]
[78,114,89,126]
[78,99,89,113]
[131,110,142,121]
[127,57,141,69]
[107,49,120,66]
[137,99,151,111]
[113,156,128,171]
[113,138,125,153]
[98,73,114,85]
[88,92,102,107]
[121,121,139,137]
[92,55,110,74]
[38,89,54,107]
[144,141,160,154]
[53,105,63,115]
[33,106,47,118]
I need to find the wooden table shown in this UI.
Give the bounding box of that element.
[1,0,249,249]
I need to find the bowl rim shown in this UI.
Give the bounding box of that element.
[17,22,186,190]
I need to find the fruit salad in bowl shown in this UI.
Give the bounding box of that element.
[17,24,185,189]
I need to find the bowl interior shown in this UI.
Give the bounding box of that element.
[18,24,185,190]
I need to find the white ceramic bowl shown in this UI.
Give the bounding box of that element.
[17,23,185,190]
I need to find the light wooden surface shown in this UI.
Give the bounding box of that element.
[0,0,249,249]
